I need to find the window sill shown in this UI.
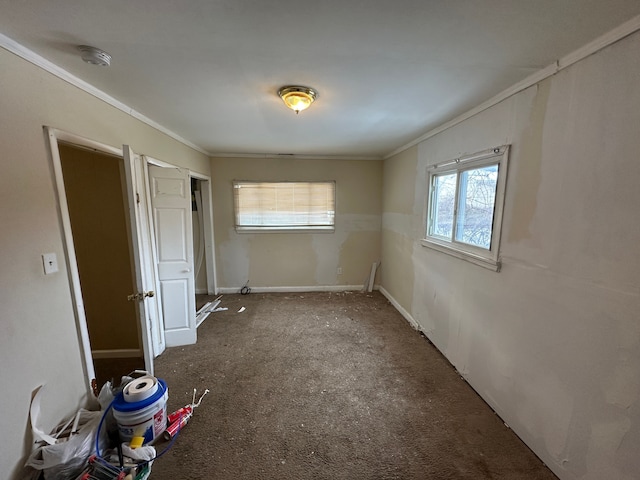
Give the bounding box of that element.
[235,226,335,234]
[420,238,500,272]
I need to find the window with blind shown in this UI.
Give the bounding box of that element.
[233,181,336,232]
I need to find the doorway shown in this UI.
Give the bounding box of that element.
[190,175,217,325]
[58,142,144,387]
[47,128,217,394]
[192,177,208,295]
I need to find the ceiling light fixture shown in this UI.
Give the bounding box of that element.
[278,86,317,114]
[77,45,111,67]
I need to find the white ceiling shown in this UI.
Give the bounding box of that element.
[2,1,639,158]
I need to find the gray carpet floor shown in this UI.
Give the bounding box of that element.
[150,291,557,479]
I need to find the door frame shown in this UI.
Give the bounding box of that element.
[143,157,217,296]
[45,127,158,391]
[189,171,217,296]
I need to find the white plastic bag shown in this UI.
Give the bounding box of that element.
[26,408,103,479]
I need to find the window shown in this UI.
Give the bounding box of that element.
[233,181,335,232]
[422,145,509,271]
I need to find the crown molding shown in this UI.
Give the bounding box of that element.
[0,33,209,156]
[383,63,558,159]
[384,14,640,160]
[209,152,382,161]
[558,13,640,69]
[3,11,639,164]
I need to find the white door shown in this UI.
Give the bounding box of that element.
[122,145,156,374]
[148,164,197,347]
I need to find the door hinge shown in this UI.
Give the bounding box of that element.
[136,193,140,204]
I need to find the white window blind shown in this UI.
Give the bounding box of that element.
[234,181,336,232]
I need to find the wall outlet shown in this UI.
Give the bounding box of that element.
[337,267,343,275]
[42,253,59,275]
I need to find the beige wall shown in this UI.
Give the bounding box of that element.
[0,48,210,478]
[212,157,382,290]
[381,31,640,480]
[381,145,418,311]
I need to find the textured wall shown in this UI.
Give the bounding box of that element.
[381,145,418,311]
[211,157,382,290]
[381,31,640,480]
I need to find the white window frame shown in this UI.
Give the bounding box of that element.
[233,180,336,233]
[421,145,509,271]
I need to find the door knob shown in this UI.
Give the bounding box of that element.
[128,291,155,301]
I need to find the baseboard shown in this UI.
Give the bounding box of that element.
[217,285,367,294]
[92,349,142,359]
[377,286,422,331]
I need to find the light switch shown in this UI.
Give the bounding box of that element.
[42,253,59,275]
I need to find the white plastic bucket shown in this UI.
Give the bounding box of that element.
[112,378,168,445]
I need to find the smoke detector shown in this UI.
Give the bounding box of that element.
[77,45,111,67]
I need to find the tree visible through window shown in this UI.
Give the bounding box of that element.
[234,181,335,231]
[424,146,508,270]
[456,164,498,249]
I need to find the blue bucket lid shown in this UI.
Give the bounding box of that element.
[112,378,167,412]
